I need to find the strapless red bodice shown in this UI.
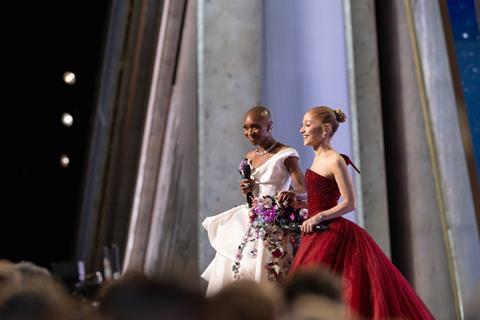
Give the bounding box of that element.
[305,169,341,216]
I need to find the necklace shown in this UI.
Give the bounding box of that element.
[255,140,277,156]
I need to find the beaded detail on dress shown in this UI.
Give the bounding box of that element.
[305,170,340,218]
[305,154,359,218]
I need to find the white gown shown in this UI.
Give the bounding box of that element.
[201,147,300,296]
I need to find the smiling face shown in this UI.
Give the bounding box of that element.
[243,113,271,146]
[300,111,328,147]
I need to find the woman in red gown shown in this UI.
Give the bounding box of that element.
[289,106,434,320]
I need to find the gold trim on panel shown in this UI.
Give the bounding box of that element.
[342,0,364,228]
[438,0,480,238]
[403,0,463,318]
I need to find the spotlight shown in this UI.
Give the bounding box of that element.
[60,154,70,168]
[63,71,76,85]
[62,113,73,127]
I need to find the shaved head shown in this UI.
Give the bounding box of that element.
[243,106,274,145]
[245,106,272,123]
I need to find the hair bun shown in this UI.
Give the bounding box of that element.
[334,109,346,123]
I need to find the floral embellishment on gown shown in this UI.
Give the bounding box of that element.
[232,195,309,281]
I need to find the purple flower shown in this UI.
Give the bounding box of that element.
[233,194,308,282]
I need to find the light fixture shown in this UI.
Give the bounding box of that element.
[63,71,76,85]
[61,113,73,127]
[60,154,70,168]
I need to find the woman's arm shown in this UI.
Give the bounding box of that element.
[284,156,306,194]
[301,154,356,233]
[277,156,307,207]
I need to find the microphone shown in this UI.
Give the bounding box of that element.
[239,159,254,207]
[284,223,329,232]
[308,224,329,232]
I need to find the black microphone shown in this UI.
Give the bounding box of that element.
[285,222,329,232]
[239,159,254,207]
[308,224,329,232]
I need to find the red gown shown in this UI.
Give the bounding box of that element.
[289,157,434,320]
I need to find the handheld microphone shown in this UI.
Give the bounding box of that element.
[239,159,254,207]
[283,222,329,232]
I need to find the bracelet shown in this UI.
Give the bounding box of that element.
[316,214,325,223]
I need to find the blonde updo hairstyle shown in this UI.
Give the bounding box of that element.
[308,106,346,137]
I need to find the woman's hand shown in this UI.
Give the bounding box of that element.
[300,214,324,233]
[277,191,307,209]
[240,178,254,196]
[276,191,297,207]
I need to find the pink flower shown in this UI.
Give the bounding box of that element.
[299,209,308,219]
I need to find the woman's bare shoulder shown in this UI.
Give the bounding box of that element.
[245,149,256,160]
[327,151,346,168]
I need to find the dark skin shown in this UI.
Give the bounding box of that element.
[240,108,305,205]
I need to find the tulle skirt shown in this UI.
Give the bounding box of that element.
[290,217,434,320]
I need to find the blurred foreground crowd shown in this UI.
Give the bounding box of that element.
[5,259,480,320]
[0,259,351,320]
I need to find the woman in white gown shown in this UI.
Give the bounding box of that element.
[201,106,305,296]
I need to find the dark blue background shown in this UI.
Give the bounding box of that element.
[446,0,480,181]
